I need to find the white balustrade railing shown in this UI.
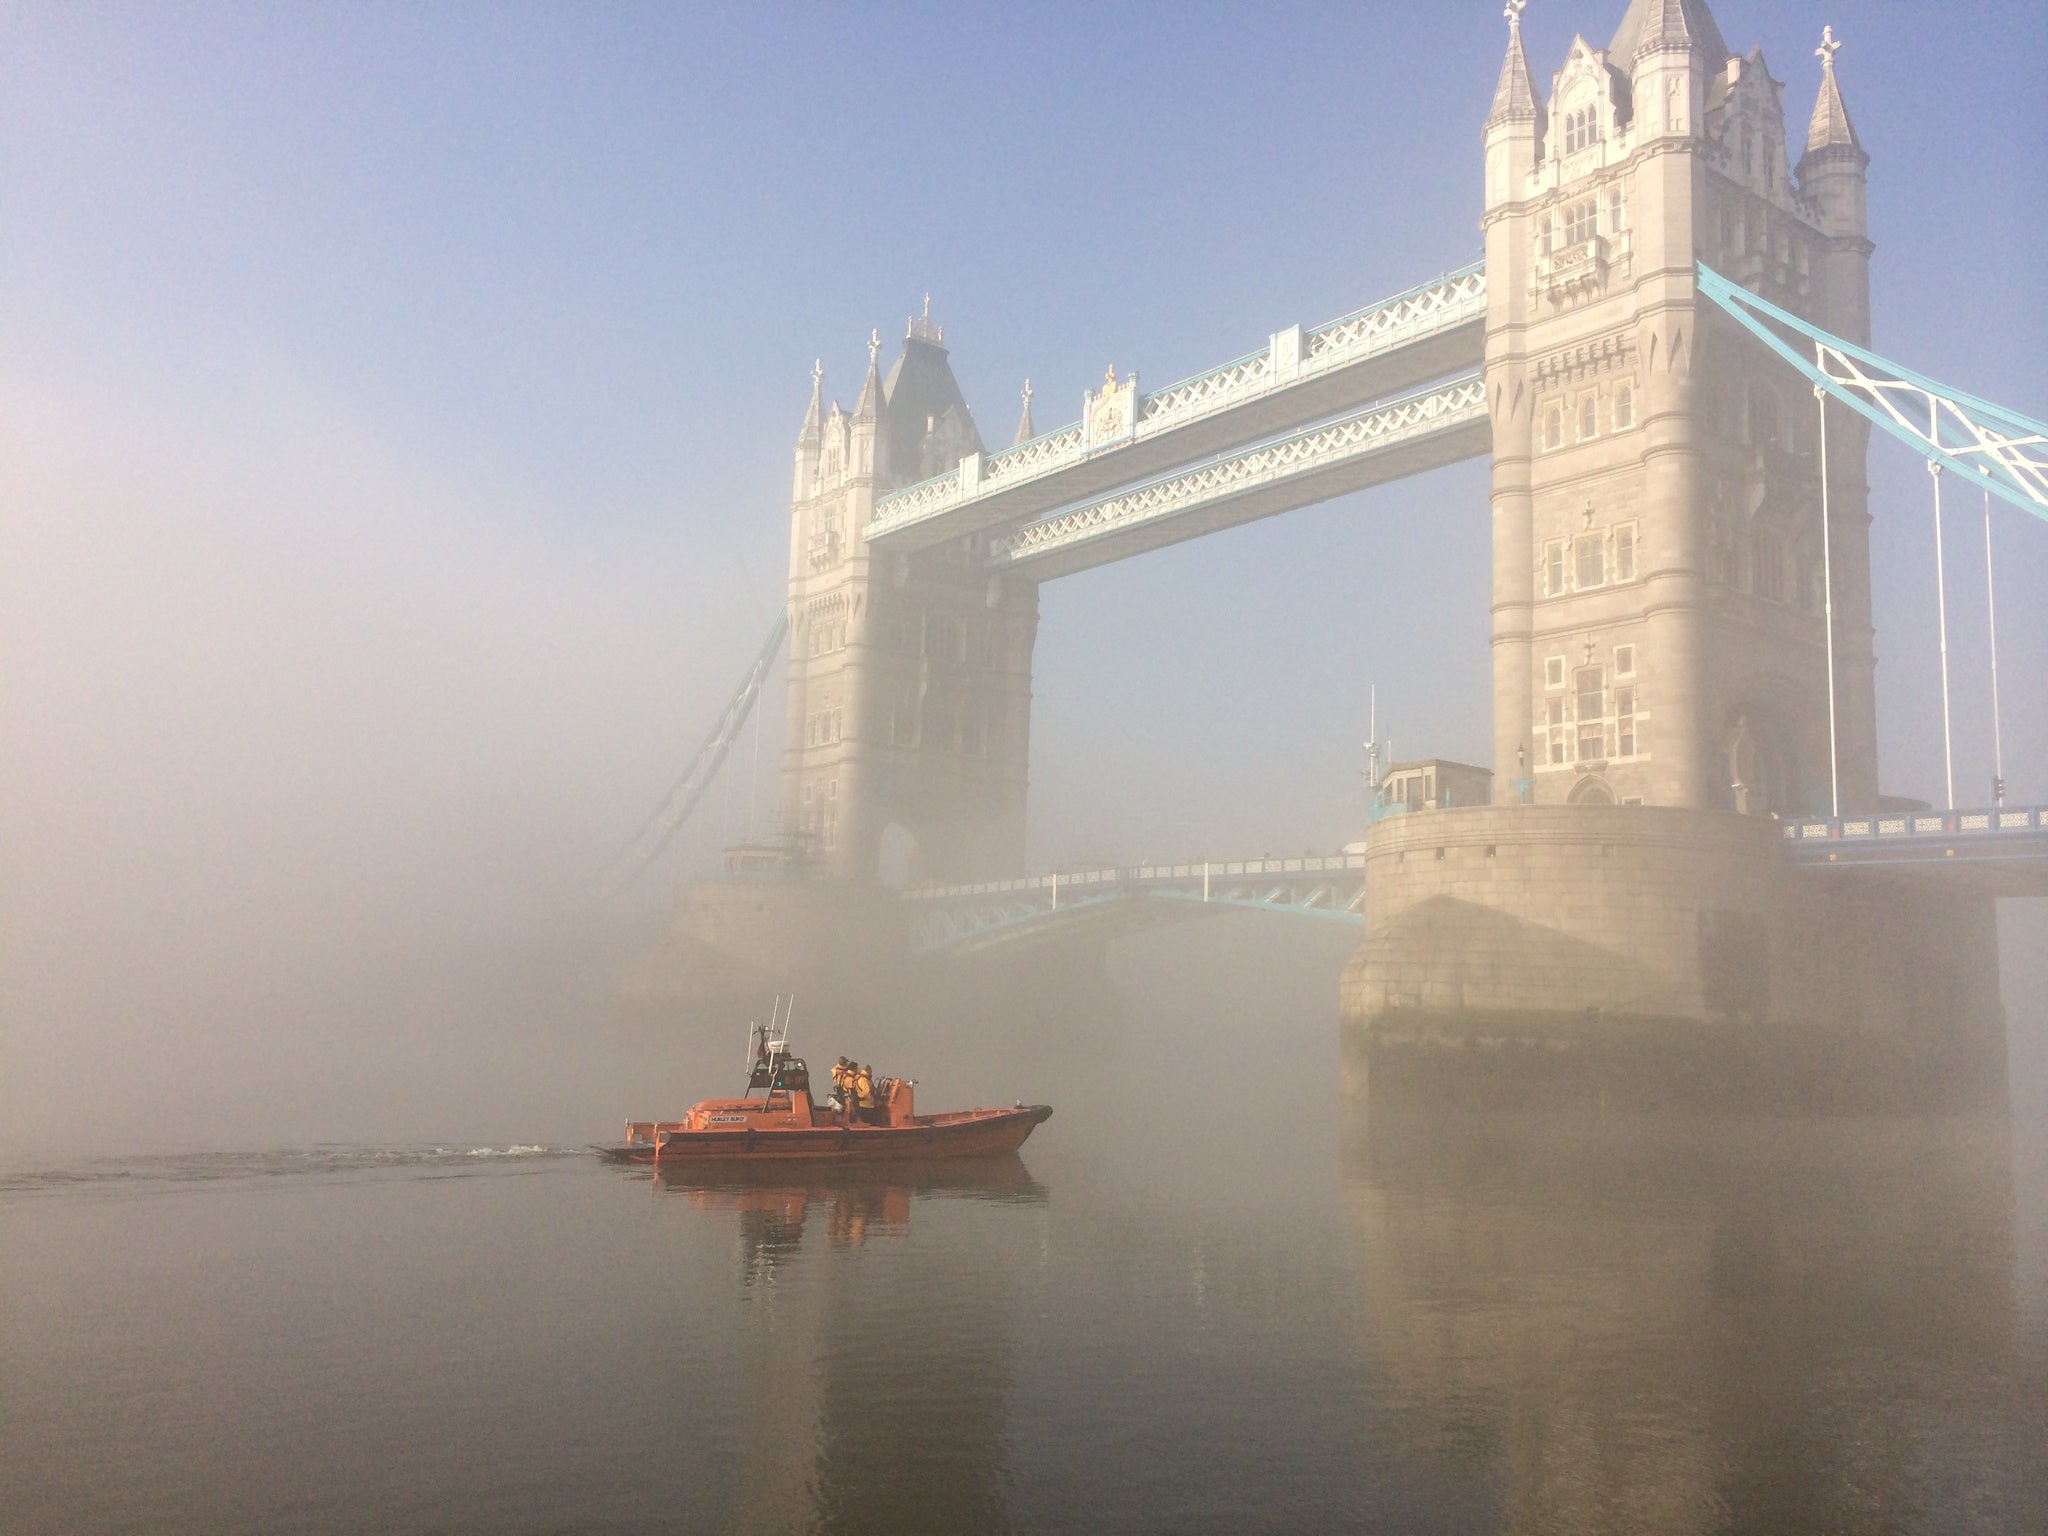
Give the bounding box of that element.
[864,264,1486,540]
[1303,263,1487,365]
[983,424,1085,485]
[1138,350,1271,427]
[869,465,962,526]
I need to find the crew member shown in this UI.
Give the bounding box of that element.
[830,1057,851,1117]
[854,1063,876,1121]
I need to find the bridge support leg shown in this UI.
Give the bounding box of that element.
[1340,806,2006,1111]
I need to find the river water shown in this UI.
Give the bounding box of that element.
[6,991,2045,1534]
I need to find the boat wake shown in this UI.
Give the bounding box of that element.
[459,1144,555,1158]
[0,1144,593,1195]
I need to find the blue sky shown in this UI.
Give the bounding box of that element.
[7,1,2043,875]
[3,2,2045,1142]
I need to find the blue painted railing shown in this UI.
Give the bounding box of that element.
[1778,805,2048,867]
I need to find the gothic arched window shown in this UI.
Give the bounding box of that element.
[1563,105,1602,156]
[1563,198,1598,246]
[1576,667,1608,762]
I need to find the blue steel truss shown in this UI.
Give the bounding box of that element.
[902,854,1368,957]
[1697,262,2048,522]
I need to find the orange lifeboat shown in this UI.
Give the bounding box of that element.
[600,1008,1051,1165]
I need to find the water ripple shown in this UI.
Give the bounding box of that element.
[0,1143,590,1194]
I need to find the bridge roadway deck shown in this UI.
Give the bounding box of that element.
[1777,805,2048,895]
[863,265,1486,553]
[900,809,2047,955]
[902,853,1367,956]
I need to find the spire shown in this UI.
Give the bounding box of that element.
[1611,0,1729,69]
[1804,25,1864,157]
[797,359,823,447]
[907,294,944,346]
[1487,1,1540,129]
[852,329,882,425]
[1013,380,1036,446]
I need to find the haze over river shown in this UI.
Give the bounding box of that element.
[7,941,2045,1535]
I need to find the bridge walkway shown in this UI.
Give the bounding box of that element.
[988,378,1488,579]
[863,266,1485,553]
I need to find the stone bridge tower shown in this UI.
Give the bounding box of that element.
[1336,4,2006,1109]
[1484,0,1878,815]
[782,308,1040,884]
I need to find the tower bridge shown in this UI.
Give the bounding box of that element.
[635,0,2047,1107]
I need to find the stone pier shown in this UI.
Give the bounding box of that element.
[1339,805,2007,1109]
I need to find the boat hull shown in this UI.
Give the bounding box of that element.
[599,1104,1052,1164]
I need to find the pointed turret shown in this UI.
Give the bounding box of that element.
[1480,2,1545,795]
[1802,25,1864,159]
[1798,26,1872,343]
[1013,381,1036,447]
[1618,0,1723,146]
[852,331,882,425]
[1486,1,1544,200]
[797,360,823,447]
[1488,0,1543,134]
[793,360,824,499]
[847,330,883,482]
[1611,0,1729,68]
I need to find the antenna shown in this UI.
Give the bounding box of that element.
[1365,684,1381,804]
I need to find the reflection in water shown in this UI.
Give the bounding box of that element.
[645,1157,1047,1536]
[651,1156,1046,1274]
[6,1098,2041,1531]
[1344,1101,2028,1534]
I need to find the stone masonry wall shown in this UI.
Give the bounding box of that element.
[1343,805,1778,1023]
[1340,804,2007,1108]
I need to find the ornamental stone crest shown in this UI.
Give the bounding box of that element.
[1086,363,1138,446]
